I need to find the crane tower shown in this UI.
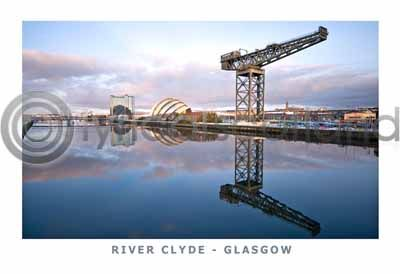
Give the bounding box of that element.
[221,26,328,122]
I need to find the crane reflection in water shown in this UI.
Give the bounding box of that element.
[142,126,321,236]
[220,137,320,235]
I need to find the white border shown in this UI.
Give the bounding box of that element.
[0,1,399,273]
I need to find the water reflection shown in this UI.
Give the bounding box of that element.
[111,125,137,147]
[146,128,320,235]
[220,137,320,235]
[143,127,225,145]
[23,125,377,238]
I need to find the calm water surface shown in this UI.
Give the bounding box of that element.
[23,126,378,238]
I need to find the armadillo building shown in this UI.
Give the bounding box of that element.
[150,98,191,121]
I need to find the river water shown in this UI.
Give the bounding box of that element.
[23,126,378,238]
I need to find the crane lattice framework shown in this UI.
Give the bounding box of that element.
[235,137,264,191]
[221,26,329,122]
[220,136,321,235]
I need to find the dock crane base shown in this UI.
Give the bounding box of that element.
[235,66,265,122]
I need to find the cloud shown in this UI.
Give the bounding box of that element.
[23,50,114,80]
[23,50,378,111]
[266,64,378,107]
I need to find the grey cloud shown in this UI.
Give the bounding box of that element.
[267,65,378,107]
[23,50,112,80]
[23,50,378,110]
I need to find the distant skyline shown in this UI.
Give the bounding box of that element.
[22,21,378,112]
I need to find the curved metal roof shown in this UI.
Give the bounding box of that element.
[146,128,186,146]
[151,98,190,120]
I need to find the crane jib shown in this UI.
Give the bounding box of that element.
[220,26,328,71]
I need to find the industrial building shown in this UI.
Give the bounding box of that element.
[109,95,135,119]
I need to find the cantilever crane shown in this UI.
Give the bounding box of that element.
[221,26,329,122]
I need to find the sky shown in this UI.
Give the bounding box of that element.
[22,21,378,113]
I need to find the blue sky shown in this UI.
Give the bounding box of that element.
[22,21,378,112]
